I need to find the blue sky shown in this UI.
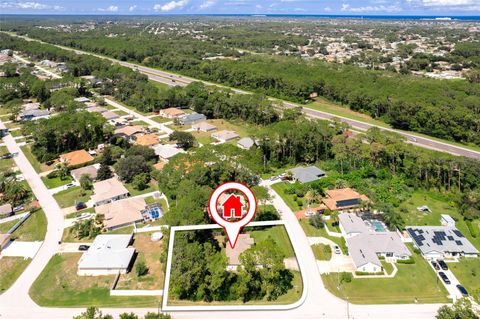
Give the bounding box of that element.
[1,0,479,15]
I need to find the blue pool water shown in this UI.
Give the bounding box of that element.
[371,220,386,232]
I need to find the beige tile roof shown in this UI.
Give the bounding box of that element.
[135,134,159,146]
[159,108,185,118]
[91,178,129,204]
[60,150,94,166]
[114,125,144,137]
[96,197,146,229]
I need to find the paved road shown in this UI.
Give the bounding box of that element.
[0,125,65,317]
[9,32,480,160]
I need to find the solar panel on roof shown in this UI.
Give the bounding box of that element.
[447,236,454,240]
[453,230,464,238]
[455,241,463,246]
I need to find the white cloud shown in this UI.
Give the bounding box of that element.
[422,0,474,5]
[341,2,402,12]
[98,5,119,12]
[154,0,188,11]
[0,1,62,10]
[199,0,214,9]
[129,5,137,11]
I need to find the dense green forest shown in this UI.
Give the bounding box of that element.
[10,28,480,146]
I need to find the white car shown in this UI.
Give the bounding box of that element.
[333,245,341,254]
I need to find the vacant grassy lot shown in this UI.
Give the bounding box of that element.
[0,257,31,294]
[53,187,92,208]
[41,175,73,189]
[311,244,332,261]
[247,225,295,258]
[449,258,480,303]
[116,233,165,290]
[30,253,161,307]
[0,209,47,241]
[322,246,449,304]
[20,145,53,173]
[271,182,306,211]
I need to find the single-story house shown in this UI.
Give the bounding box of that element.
[338,212,369,239]
[22,102,40,112]
[192,121,217,132]
[159,108,185,119]
[289,166,326,184]
[0,233,11,251]
[59,150,94,167]
[407,226,479,259]
[102,111,120,121]
[440,214,455,227]
[322,188,369,211]
[19,109,50,121]
[86,106,107,113]
[211,130,240,143]
[96,197,147,231]
[0,203,13,218]
[113,125,144,139]
[77,234,135,276]
[179,113,206,125]
[237,137,255,150]
[153,144,185,161]
[74,97,90,103]
[0,122,8,137]
[226,234,254,271]
[135,134,159,146]
[70,164,99,184]
[91,177,129,207]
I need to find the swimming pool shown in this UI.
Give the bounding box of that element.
[143,204,163,220]
[370,220,386,232]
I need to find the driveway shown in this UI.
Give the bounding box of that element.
[58,243,90,253]
[429,260,464,301]
[1,241,43,258]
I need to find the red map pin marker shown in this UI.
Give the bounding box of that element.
[208,182,257,248]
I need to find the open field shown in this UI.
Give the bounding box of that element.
[322,245,449,304]
[0,257,31,294]
[116,233,165,290]
[449,258,480,303]
[29,253,161,307]
[53,187,92,208]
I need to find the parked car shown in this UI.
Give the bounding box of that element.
[269,176,279,182]
[439,272,451,284]
[78,245,90,251]
[456,284,468,296]
[75,202,87,211]
[438,260,449,271]
[333,245,341,254]
[12,205,24,213]
[431,261,440,271]
[66,183,75,189]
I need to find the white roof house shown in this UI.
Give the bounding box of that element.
[211,130,239,143]
[407,226,478,259]
[153,144,185,161]
[289,166,326,184]
[192,121,217,132]
[237,137,255,150]
[91,177,129,207]
[77,234,135,276]
[338,213,369,238]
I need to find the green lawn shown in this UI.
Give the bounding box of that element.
[124,181,158,196]
[449,258,480,303]
[311,244,332,261]
[0,146,15,171]
[381,260,394,275]
[9,129,22,137]
[113,110,128,116]
[65,207,95,219]
[53,187,92,208]
[400,189,480,250]
[247,225,295,258]
[0,257,30,294]
[41,175,73,189]
[108,98,152,116]
[150,116,170,124]
[131,120,149,127]
[322,245,449,304]
[0,209,47,241]
[29,254,161,307]
[300,219,347,254]
[145,196,169,214]
[271,182,306,211]
[20,145,49,173]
